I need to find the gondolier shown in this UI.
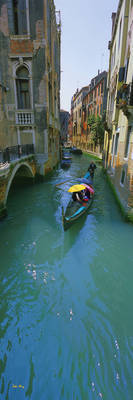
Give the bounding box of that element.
[88,161,96,177]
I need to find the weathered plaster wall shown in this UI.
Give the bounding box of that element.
[0,0,60,174]
[0,156,36,218]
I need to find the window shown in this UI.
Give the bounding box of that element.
[13,0,18,34]
[54,81,57,117]
[124,126,131,158]
[130,79,133,105]
[12,0,28,35]
[118,19,122,50]
[114,132,119,155]
[120,168,126,185]
[48,82,52,113]
[114,43,116,66]
[16,66,30,109]
[111,135,115,153]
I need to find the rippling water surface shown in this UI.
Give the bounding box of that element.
[1,154,133,400]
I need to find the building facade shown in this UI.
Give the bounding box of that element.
[70,71,107,154]
[104,0,133,220]
[60,110,70,144]
[81,71,107,153]
[0,0,61,175]
[71,86,89,148]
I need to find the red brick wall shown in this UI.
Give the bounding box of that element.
[10,39,33,54]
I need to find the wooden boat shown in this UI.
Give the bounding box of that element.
[62,151,72,160]
[62,172,94,230]
[70,147,82,155]
[61,150,72,168]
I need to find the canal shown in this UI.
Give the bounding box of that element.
[0,153,133,400]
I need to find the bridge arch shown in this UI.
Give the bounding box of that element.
[5,162,34,205]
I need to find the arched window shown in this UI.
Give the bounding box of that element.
[16,66,31,109]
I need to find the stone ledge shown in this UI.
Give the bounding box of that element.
[0,163,10,177]
[104,168,133,223]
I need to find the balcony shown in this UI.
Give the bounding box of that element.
[16,111,34,126]
[116,83,133,117]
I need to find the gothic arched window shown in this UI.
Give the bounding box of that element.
[16,66,31,109]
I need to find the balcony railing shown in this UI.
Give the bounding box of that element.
[0,144,34,163]
[16,111,34,125]
[116,83,133,108]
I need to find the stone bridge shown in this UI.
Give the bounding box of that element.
[0,154,38,218]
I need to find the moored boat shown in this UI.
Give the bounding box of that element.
[70,147,82,155]
[61,150,72,168]
[62,151,72,160]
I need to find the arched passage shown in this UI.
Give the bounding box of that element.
[4,162,34,206]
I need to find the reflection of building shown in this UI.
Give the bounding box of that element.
[60,110,70,144]
[104,0,133,221]
[0,0,61,175]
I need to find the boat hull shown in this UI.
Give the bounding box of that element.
[70,147,82,155]
[62,196,93,230]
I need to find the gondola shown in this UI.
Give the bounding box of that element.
[61,151,72,168]
[62,151,72,160]
[62,172,94,230]
[70,146,82,155]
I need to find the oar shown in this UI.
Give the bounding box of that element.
[55,178,79,187]
[56,186,69,191]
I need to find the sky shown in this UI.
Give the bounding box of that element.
[54,0,119,113]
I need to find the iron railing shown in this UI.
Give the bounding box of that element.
[0,144,34,163]
[116,82,133,106]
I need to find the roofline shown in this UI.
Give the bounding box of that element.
[111,0,123,45]
[72,71,107,102]
[73,86,89,100]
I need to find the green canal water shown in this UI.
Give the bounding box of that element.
[0,153,133,400]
